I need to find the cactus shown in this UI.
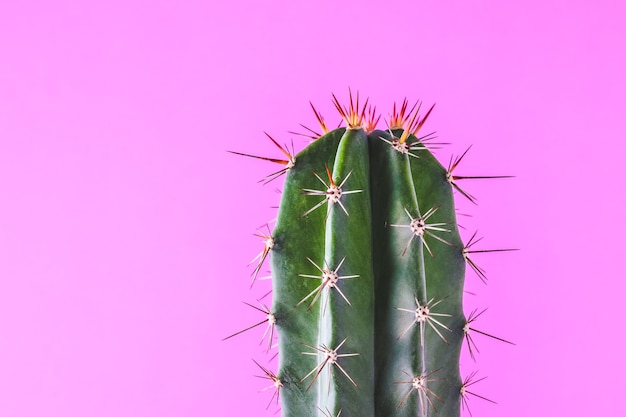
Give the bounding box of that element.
[226,92,514,417]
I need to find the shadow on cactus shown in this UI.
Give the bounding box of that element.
[225,91,516,417]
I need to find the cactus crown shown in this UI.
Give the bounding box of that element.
[226,91,515,417]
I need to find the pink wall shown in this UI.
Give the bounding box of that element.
[0,1,624,415]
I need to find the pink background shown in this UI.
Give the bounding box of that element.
[0,1,624,416]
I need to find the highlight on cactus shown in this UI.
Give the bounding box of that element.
[224,90,516,417]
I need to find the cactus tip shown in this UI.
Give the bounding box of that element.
[379,119,430,158]
[332,89,369,130]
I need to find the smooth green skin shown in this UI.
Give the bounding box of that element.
[271,127,465,417]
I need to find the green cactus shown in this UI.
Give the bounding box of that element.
[227,92,514,417]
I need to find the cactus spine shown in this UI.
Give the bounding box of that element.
[228,92,513,417]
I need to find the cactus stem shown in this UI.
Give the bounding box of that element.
[300,338,360,391]
[252,359,283,409]
[463,231,519,283]
[397,296,453,345]
[222,301,276,352]
[460,371,496,417]
[301,168,363,217]
[390,206,453,257]
[464,308,515,361]
[248,96,503,416]
[296,256,359,312]
[249,225,274,287]
[395,368,443,413]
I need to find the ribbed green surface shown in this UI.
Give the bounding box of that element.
[272,126,465,417]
